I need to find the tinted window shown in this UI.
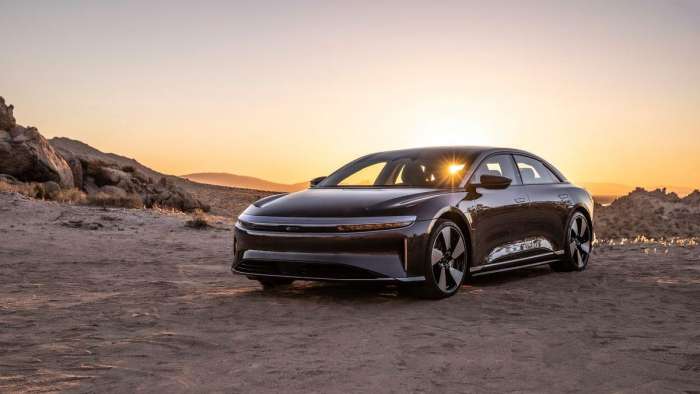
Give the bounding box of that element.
[321,151,471,188]
[472,155,520,185]
[514,155,559,184]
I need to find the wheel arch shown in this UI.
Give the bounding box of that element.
[429,207,474,268]
[566,205,594,245]
[572,205,593,230]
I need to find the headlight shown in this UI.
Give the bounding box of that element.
[335,220,414,232]
[236,214,415,233]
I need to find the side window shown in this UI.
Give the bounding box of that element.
[513,155,558,185]
[471,155,520,185]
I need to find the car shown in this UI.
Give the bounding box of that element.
[232,146,593,298]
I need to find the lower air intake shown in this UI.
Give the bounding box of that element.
[236,260,384,280]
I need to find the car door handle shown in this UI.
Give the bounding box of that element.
[558,193,569,200]
[514,197,527,203]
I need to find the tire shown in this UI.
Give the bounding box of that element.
[256,277,294,289]
[413,219,469,299]
[551,211,592,272]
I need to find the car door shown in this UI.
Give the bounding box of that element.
[458,154,530,269]
[512,154,569,255]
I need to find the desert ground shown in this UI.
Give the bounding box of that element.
[1,191,699,393]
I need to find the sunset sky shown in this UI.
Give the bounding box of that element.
[1,1,698,190]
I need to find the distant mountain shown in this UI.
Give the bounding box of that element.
[182,172,307,193]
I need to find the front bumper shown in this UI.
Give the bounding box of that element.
[232,215,432,282]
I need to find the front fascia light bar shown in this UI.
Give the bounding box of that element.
[237,214,416,233]
[335,220,414,232]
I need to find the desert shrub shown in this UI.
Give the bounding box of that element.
[0,178,34,195]
[3,179,45,199]
[185,209,210,229]
[88,191,143,209]
[0,179,87,204]
[52,188,87,204]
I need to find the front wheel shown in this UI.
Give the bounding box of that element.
[413,219,468,299]
[551,212,592,272]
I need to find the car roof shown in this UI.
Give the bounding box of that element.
[368,146,528,158]
[365,146,567,181]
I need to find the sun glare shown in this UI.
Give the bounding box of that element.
[448,163,466,175]
[406,101,497,148]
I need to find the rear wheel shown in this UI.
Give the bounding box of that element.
[414,219,468,299]
[551,212,592,272]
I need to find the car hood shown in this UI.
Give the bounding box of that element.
[243,188,450,218]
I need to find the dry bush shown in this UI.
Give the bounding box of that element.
[0,179,34,195]
[0,179,86,204]
[52,188,87,204]
[87,191,143,209]
[185,209,210,229]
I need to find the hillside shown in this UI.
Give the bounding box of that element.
[595,188,700,239]
[50,139,275,217]
[183,172,307,193]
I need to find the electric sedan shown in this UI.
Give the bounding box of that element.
[232,147,593,298]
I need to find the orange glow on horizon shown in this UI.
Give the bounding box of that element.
[1,2,698,191]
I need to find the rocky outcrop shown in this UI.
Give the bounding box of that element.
[0,97,16,130]
[682,190,700,205]
[0,123,75,188]
[595,188,700,239]
[0,96,209,212]
[55,148,84,189]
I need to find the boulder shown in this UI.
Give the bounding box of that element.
[99,185,127,199]
[0,173,20,185]
[94,166,130,186]
[41,181,61,198]
[0,125,74,188]
[54,148,84,189]
[0,97,16,131]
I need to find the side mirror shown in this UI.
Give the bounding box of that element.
[310,176,326,187]
[469,175,512,190]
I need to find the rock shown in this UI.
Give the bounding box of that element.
[99,185,127,199]
[0,97,16,131]
[55,149,84,189]
[41,181,61,198]
[95,166,129,186]
[683,190,700,205]
[61,219,103,230]
[0,173,20,185]
[0,125,74,188]
[83,176,100,195]
[66,157,84,188]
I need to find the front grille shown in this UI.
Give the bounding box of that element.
[238,220,339,233]
[235,260,385,280]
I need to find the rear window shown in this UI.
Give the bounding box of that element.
[513,155,559,184]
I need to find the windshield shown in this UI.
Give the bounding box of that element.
[319,151,472,188]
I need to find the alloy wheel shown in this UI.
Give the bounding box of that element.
[430,224,467,293]
[569,214,592,269]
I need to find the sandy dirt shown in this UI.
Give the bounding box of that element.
[1,192,699,393]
